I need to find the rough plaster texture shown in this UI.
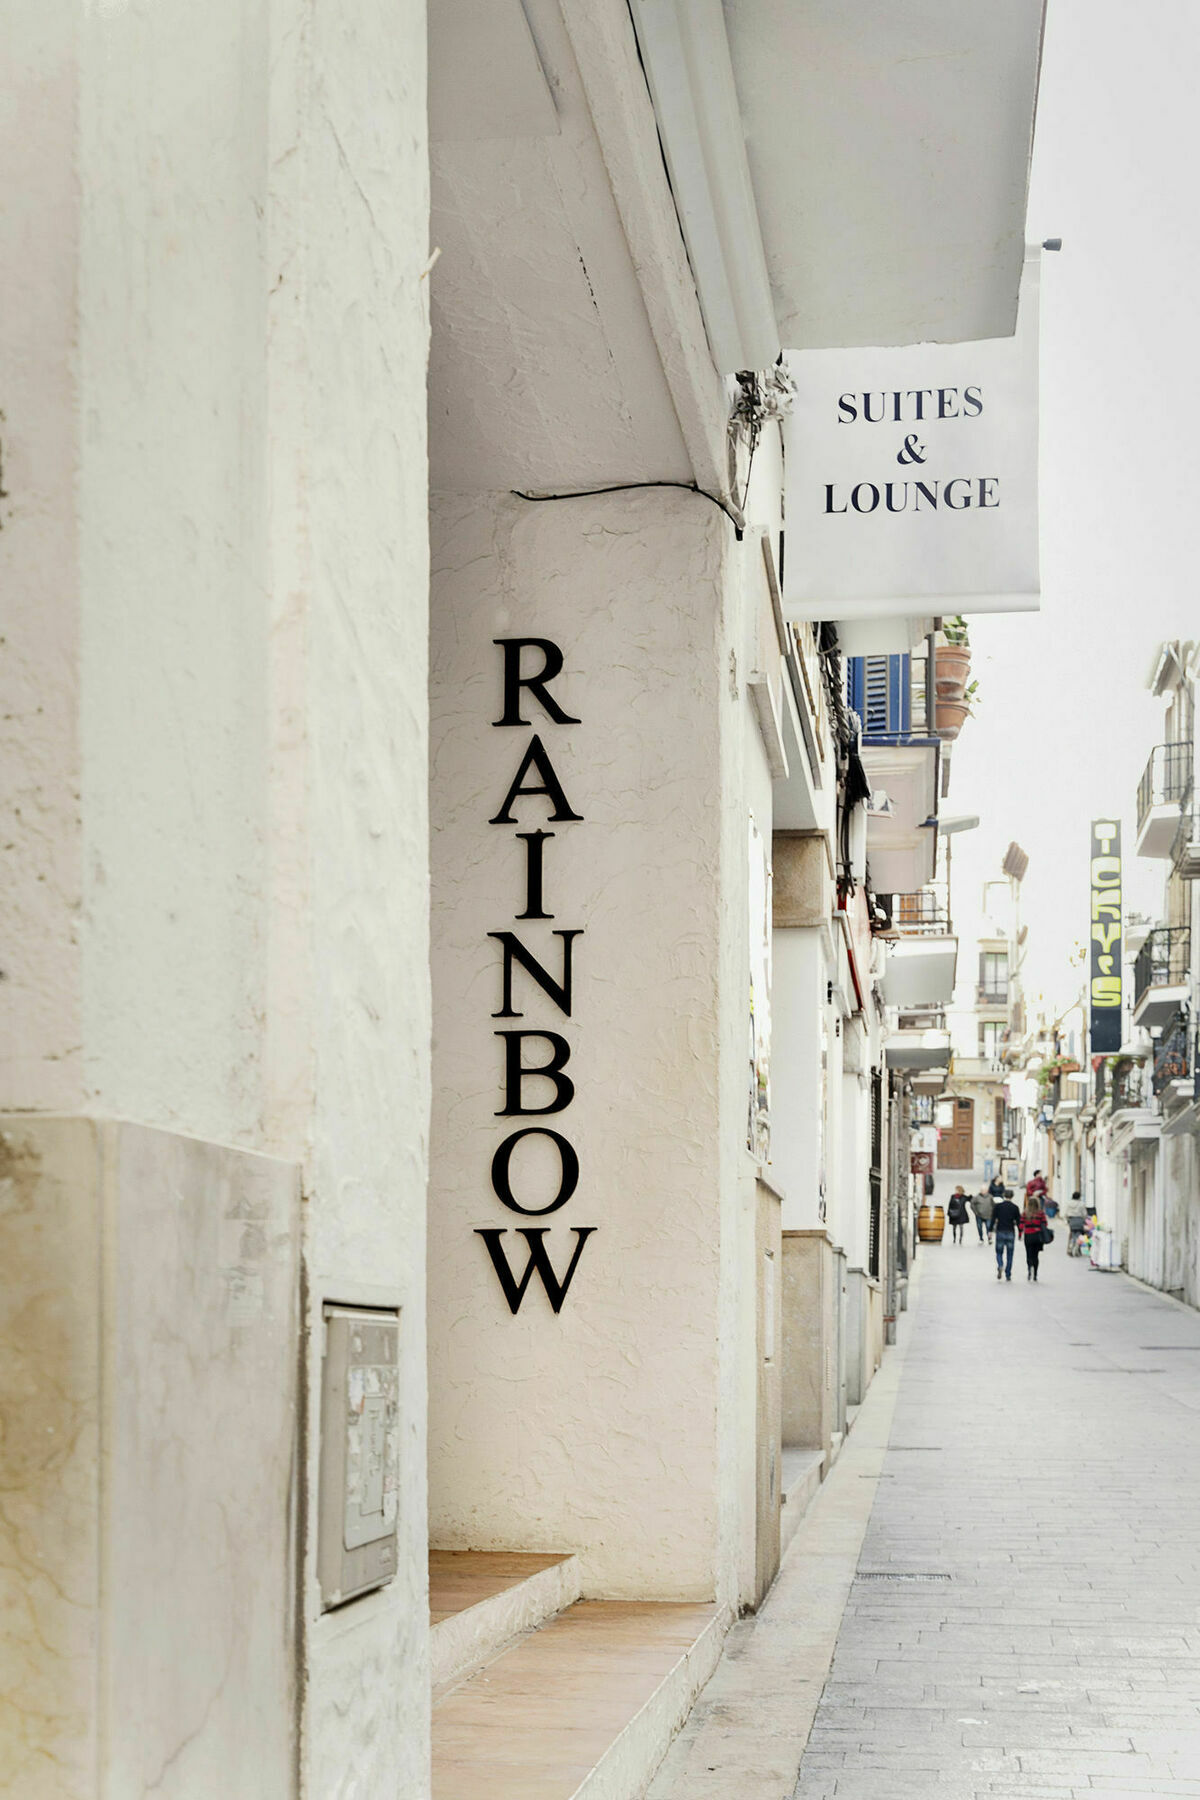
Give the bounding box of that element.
[770,931,828,1232]
[2,2,433,1789]
[429,488,752,1601]
[772,834,832,931]
[76,0,271,1147]
[264,2,433,1791]
[780,1231,835,1458]
[428,0,692,492]
[0,6,83,1111]
[0,1117,299,1800]
[753,1182,783,1606]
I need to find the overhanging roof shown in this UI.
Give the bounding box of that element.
[630,0,1045,368]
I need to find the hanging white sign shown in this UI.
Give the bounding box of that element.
[782,256,1040,621]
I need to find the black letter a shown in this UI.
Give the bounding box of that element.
[476,1227,596,1314]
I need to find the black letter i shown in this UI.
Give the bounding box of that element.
[515,830,555,920]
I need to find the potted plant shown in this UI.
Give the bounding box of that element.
[934,617,971,699]
[935,678,978,741]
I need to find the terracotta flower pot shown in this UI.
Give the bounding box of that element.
[935,644,971,698]
[935,697,970,740]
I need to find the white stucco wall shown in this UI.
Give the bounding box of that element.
[0,1117,300,1800]
[0,5,83,1113]
[770,930,828,1230]
[428,487,752,1601]
[1,2,433,1791]
[76,0,272,1148]
[272,4,432,1790]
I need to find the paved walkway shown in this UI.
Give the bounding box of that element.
[795,1231,1200,1799]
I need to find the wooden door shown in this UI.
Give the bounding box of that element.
[937,1096,974,1168]
[994,1096,1006,1149]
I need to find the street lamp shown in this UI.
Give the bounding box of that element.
[939,814,980,934]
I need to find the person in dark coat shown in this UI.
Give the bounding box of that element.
[1019,1193,1050,1282]
[992,1188,1022,1281]
[947,1186,970,1244]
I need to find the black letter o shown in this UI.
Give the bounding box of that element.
[491,1128,579,1216]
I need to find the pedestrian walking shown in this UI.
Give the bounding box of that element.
[971,1188,994,1243]
[1025,1168,1048,1203]
[947,1187,970,1244]
[988,1170,1007,1204]
[1020,1192,1050,1282]
[992,1187,1021,1282]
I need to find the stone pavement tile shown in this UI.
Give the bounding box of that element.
[960,1724,1134,1751]
[791,1248,1200,1800]
[795,1778,975,1800]
[1088,1782,1200,1795]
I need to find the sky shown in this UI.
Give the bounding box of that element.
[944,0,1200,1030]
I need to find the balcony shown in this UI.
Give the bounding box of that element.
[889,891,948,936]
[847,653,938,895]
[1111,1059,1151,1117]
[847,651,933,746]
[1152,1011,1191,1101]
[976,982,1010,1008]
[1133,925,1191,1029]
[881,937,957,1009]
[1136,741,1193,857]
[878,888,957,1008]
[1171,794,1200,881]
[884,1023,952,1072]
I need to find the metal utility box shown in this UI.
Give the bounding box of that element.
[317,1303,400,1610]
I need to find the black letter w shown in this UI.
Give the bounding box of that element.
[476,1227,596,1314]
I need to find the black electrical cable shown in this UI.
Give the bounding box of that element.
[511,481,745,539]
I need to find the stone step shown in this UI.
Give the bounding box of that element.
[432,1598,726,1800]
[779,1447,826,1557]
[430,1549,582,1694]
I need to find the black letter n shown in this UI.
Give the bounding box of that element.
[476,1227,596,1314]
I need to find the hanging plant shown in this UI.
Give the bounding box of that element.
[1036,1054,1082,1093]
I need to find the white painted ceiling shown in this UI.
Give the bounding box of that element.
[724,0,1045,349]
[427,0,1046,494]
[428,0,693,492]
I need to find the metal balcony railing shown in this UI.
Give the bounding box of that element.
[890,891,949,936]
[976,982,1009,1005]
[1111,1060,1148,1113]
[1137,741,1193,830]
[896,1007,946,1031]
[1153,1011,1191,1097]
[1171,791,1200,878]
[1134,925,1191,1010]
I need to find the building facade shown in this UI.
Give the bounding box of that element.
[1,3,1045,1793]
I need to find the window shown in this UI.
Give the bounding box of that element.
[980,1020,1004,1060]
[978,950,1008,1003]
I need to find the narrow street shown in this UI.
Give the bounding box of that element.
[796,1228,1200,1798]
[655,1222,1200,1800]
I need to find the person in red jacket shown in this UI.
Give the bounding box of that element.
[1019,1193,1049,1282]
[1025,1168,1048,1202]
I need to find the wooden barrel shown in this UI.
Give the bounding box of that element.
[917,1204,946,1243]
